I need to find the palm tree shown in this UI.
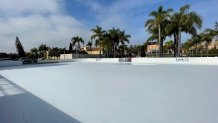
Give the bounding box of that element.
[108,28,121,58]
[30,48,38,62]
[38,44,49,59]
[119,31,131,57]
[146,20,170,56]
[87,41,92,49]
[91,26,106,58]
[201,28,218,56]
[164,40,174,56]
[101,33,112,58]
[145,6,173,57]
[190,35,202,56]
[71,36,84,57]
[182,40,194,56]
[168,4,202,57]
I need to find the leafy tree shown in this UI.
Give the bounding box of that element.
[48,47,60,58]
[15,36,25,58]
[69,43,73,53]
[140,45,146,57]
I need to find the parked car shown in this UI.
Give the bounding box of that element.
[22,59,32,64]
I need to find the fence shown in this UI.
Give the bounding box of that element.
[146,53,218,57]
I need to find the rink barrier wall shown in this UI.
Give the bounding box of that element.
[1,57,218,68]
[131,57,218,65]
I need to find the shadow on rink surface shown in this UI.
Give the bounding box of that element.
[0,75,81,123]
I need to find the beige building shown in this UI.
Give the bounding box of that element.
[193,39,218,51]
[208,40,218,49]
[80,46,102,55]
[146,44,159,54]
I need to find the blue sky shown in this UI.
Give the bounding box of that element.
[0,0,218,53]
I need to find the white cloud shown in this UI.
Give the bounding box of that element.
[0,0,90,53]
[76,0,165,45]
[0,0,62,16]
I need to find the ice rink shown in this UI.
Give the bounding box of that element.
[0,62,218,123]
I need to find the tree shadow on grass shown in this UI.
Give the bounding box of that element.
[0,75,81,123]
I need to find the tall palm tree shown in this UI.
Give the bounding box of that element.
[71,36,84,57]
[119,31,131,57]
[87,41,92,49]
[145,6,173,57]
[101,33,112,58]
[91,26,106,58]
[146,20,170,56]
[108,28,121,58]
[168,4,202,57]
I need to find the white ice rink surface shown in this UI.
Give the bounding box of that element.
[0,62,218,123]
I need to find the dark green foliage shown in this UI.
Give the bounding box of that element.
[48,47,60,58]
[208,49,218,55]
[69,43,73,53]
[15,36,25,58]
[91,26,131,58]
[38,44,49,59]
[87,41,92,48]
[164,40,174,55]
[0,53,19,60]
[140,45,146,57]
[145,6,173,57]
[30,48,39,61]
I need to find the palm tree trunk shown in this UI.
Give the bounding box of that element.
[121,44,124,58]
[110,43,113,58]
[177,29,182,57]
[78,42,80,58]
[206,42,208,57]
[107,46,109,58]
[114,44,116,58]
[99,45,101,58]
[160,38,164,57]
[158,24,162,57]
[173,33,177,57]
[195,44,198,56]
